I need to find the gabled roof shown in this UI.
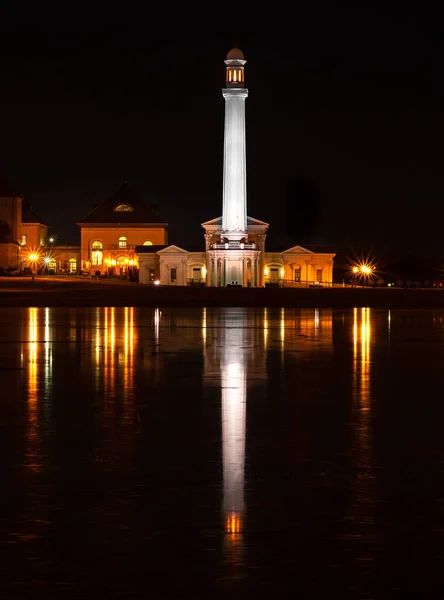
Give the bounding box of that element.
[77,183,167,225]
[0,176,20,198]
[157,244,189,254]
[22,202,48,226]
[282,244,336,255]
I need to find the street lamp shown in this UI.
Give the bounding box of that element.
[28,252,39,281]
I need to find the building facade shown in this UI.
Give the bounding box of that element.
[77,183,168,275]
[0,178,22,270]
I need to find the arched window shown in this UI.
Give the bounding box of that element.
[114,203,133,212]
[69,258,77,273]
[118,236,127,248]
[91,241,103,266]
[143,240,153,246]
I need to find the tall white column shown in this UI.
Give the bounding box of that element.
[221,49,248,242]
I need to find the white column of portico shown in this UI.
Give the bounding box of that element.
[251,257,255,287]
[213,258,217,287]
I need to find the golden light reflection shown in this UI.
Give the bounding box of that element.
[351,307,374,531]
[225,513,243,534]
[103,307,116,394]
[280,307,285,347]
[202,307,207,347]
[122,307,136,424]
[263,307,268,347]
[26,307,40,472]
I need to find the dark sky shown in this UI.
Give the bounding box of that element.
[1,10,443,258]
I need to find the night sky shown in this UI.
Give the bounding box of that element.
[1,10,443,260]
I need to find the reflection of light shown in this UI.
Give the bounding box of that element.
[280,307,285,346]
[154,308,160,344]
[226,513,242,534]
[263,307,268,346]
[27,307,40,472]
[202,307,207,346]
[352,306,373,525]
[222,327,246,535]
[315,308,319,329]
[104,307,116,393]
[388,310,391,334]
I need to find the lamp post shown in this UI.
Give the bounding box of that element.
[29,253,39,282]
[352,265,359,287]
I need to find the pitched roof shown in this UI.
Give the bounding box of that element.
[0,176,20,198]
[22,202,48,226]
[78,183,167,225]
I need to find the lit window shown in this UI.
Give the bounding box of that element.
[92,252,102,266]
[69,258,77,273]
[294,267,301,283]
[91,240,103,266]
[143,240,153,246]
[114,204,133,212]
[170,268,177,283]
[21,234,27,246]
[316,269,323,282]
[118,236,127,248]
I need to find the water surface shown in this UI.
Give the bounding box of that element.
[1,307,444,597]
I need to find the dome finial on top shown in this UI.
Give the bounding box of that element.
[226,47,244,60]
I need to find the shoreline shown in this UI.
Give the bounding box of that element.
[1,277,444,308]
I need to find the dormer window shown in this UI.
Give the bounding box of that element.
[118,236,127,248]
[114,203,133,212]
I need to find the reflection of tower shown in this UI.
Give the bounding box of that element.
[222,326,246,534]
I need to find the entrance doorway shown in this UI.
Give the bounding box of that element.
[269,267,279,283]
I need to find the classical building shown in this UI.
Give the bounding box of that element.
[1,48,335,283]
[0,177,22,270]
[77,183,168,275]
[137,48,335,287]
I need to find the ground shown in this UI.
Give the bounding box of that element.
[1,276,444,308]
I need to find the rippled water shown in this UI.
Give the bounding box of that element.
[1,306,444,597]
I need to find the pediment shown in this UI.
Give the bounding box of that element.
[201,216,222,227]
[282,245,315,255]
[247,216,269,228]
[157,244,189,254]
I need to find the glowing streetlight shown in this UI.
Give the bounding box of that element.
[154,280,160,286]
[28,252,39,281]
[49,237,54,244]
[352,266,359,274]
